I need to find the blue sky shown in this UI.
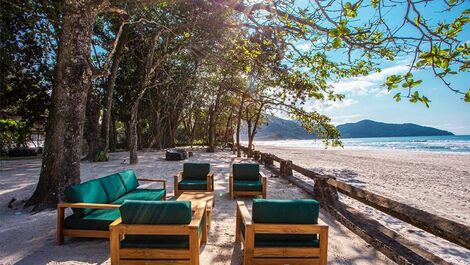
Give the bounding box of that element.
[289,0,470,134]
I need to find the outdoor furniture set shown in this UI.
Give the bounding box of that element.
[57,162,329,265]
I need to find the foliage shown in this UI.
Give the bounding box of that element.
[0,119,32,152]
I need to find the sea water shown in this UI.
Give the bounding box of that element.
[252,135,470,153]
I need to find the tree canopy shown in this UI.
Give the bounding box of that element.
[0,0,468,209]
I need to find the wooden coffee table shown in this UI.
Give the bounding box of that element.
[176,191,214,229]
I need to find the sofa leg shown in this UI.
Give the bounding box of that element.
[56,206,64,245]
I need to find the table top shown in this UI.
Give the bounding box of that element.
[176,191,214,211]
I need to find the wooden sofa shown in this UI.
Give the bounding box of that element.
[110,200,207,265]
[229,163,267,199]
[174,163,214,195]
[236,199,329,265]
[57,169,166,244]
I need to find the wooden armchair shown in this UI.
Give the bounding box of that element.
[229,163,267,199]
[236,199,328,265]
[110,200,207,265]
[57,170,166,244]
[174,163,214,195]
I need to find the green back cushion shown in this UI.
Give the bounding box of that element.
[183,163,210,180]
[252,199,319,224]
[233,163,260,180]
[100,173,127,202]
[121,200,192,224]
[64,179,108,217]
[119,169,140,192]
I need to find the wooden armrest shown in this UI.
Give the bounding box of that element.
[189,202,206,229]
[58,202,120,209]
[206,172,214,180]
[138,178,166,183]
[254,223,327,234]
[259,172,266,179]
[110,217,122,228]
[237,201,252,226]
[174,171,182,181]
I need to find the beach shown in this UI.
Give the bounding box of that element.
[0,150,394,265]
[253,144,470,264]
[0,148,469,264]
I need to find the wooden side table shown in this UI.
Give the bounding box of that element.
[176,191,214,229]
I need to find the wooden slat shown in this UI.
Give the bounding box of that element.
[328,178,470,250]
[59,202,120,209]
[63,229,109,238]
[120,260,189,265]
[120,248,189,259]
[254,224,326,234]
[253,257,319,265]
[120,224,189,235]
[291,163,331,180]
[253,247,320,258]
[138,178,166,183]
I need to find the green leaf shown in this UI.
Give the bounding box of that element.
[332,38,342,48]
[465,90,470,102]
[393,93,401,102]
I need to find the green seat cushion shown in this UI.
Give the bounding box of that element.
[112,189,165,204]
[64,179,108,217]
[178,179,207,191]
[252,199,319,224]
[233,164,260,181]
[118,169,140,192]
[249,199,320,246]
[100,173,127,202]
[183,163,210,180]
[64,209,120,231]
[233,180,262,191]
[120,235,189,249]
[120,200,192,225]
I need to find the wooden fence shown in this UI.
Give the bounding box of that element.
[241,147,470,265]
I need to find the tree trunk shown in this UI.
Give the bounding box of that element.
[236,94,245,157]
[84,86,101,161]
[99,28,128,153]
[129,101,140,164]
[109,112,117,152]
[25,0,110,210]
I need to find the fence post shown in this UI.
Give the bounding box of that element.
[264,154,274,166]
[313,177,339,207]
[253,151,260,161]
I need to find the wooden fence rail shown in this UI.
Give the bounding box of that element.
[239,145,470,264]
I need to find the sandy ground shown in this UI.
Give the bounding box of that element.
[0,150,395,265]
[254,145,470,265]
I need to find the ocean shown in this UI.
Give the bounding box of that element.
[252,135,470,153]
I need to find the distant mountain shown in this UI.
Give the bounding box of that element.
[337,119,454,138]
[241,116,454,140]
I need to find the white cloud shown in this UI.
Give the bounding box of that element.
[330,114,362,125]
[296,42,312,51]
[305,98,358,112]
[330,64,410,96]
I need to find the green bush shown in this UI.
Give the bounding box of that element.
[0,119,32,153]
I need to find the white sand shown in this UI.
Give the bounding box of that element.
[0,150,395,265]
[254,145,470,265]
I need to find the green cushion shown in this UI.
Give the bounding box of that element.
[183,163,210,180]
[64,209,120,230]
[100,173,127,202]
[118,169,140,192]
[63,179,108,217]
[120,200,192,225]
[112,189,165,204]
[178,179,207,191]
[252,199,319,224]
[233,180,262,191]
[249,199,320,246]
[233,163,260,180]
[121,235,189,249]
